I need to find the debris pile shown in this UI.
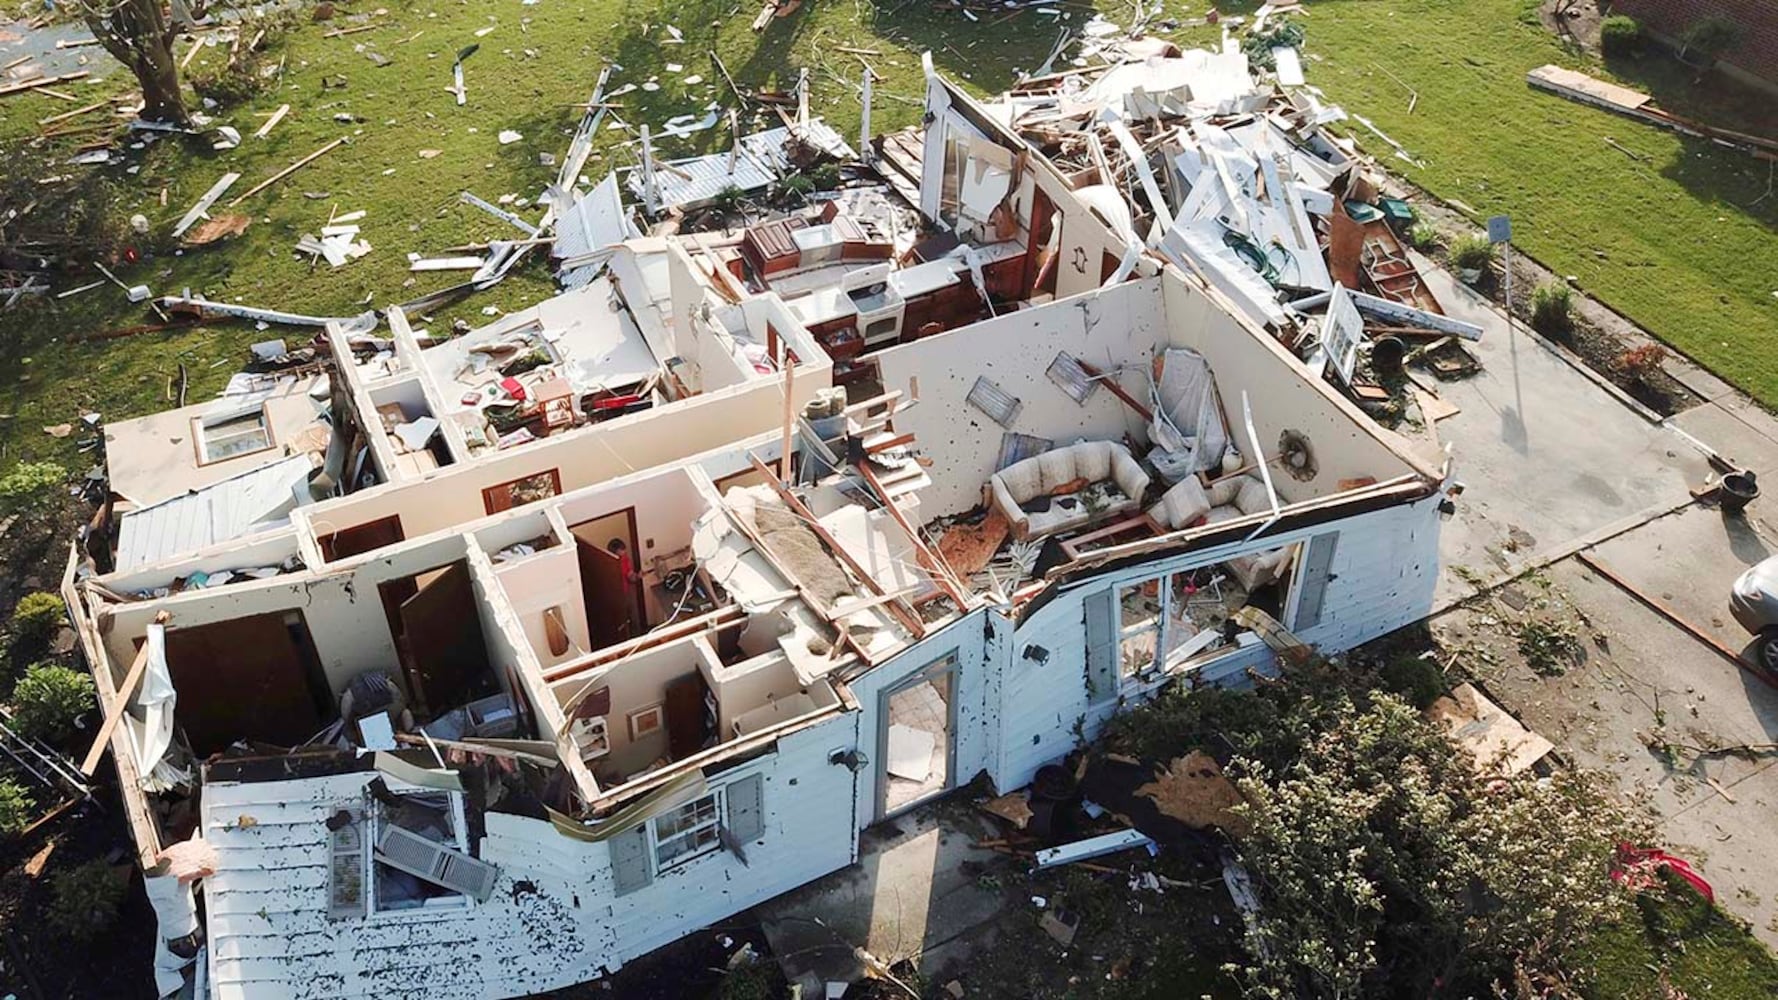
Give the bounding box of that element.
[976,15,1485,409]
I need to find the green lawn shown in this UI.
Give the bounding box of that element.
[3,0,1773,477]
[1581,881,1778,999]
[1294,0,1778,404]
[0,0,1067,468]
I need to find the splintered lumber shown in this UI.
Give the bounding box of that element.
[80,611,169,776]
[227,137,346,206]
[0,70,89,98]
[172,172,241,236]
[253,103,290,139]
[39,100,105,126]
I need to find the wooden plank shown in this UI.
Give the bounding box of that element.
[1575,551,1777,691]
[778,356,797,482]
[0,70,88,98]
[38,100,104,126]
[227,137,347,207]
[1074,358,1152,422]
[253,103,289,139]
[79,610,170,776]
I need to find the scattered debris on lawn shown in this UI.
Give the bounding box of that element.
[1527,64,1778,161]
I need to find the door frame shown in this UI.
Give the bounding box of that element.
[568,507,645,644]
[874,651,959,823]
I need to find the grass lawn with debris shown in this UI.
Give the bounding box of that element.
[3,0,1775,476]
[1293,0,1778,404]
[0,0,1067,471]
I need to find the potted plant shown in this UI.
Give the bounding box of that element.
[1449,233,1496,285]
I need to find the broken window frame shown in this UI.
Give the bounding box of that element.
[1112,543,1309,686]
[650,790,723,873]
[193,403,275,465]
[362,789,474,918]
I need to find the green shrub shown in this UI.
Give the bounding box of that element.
[9,663,95,743]
[46,859,127,942]
[11,591,65,644]
[1407,222,1441,252]
[0,779,31,837]
[807,161,842,191]
[1378,653,1447,710]
[1600,15,1644,56]
[0,461,65,510]
[1532,282,1575,335]
[1679,15,1741,64]
[1449,232,1497,272]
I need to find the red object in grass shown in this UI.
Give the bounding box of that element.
[1611,843,1714,903]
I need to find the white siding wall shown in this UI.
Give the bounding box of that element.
[480,711,864,973]
[842,618,998,830]
[994,495,1442,790]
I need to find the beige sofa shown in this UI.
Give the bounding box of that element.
[989,441,1151,540]
[1147,472,1294,590]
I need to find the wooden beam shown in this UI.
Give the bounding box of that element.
[0,70,88,98]
[227,137,347,207]
[778,356,797,483]
[79,610,169,776]
[746,453,927,638]
[1074,358,1152,422]
[1575,551,1778,691]
[858,462,972,608]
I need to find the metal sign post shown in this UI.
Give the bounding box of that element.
[1487,214,1513,328]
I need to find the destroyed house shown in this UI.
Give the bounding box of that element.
[63,64,1451,1000]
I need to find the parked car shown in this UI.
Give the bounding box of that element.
[1729,556,1778,673]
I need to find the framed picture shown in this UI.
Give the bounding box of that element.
[628,704,665,741]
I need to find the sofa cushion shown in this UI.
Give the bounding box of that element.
[1149,477,1211,529]
[1073,440,1113,484]
[1232,477,1273,516]
[1036,448,1078,491]
[997,459,1044,504]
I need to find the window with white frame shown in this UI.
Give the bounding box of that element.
[650,792,722,871]
[195,405,273,463]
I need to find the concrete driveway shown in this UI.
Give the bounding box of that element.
[1414,258,1778,943]
[1410,259,1715,609]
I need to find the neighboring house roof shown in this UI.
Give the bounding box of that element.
[115,455,316,571]
[200,770,600,1000]
[1613,0,1778,85]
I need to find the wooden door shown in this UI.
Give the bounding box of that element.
[163,612,328,755]
[574,532,634,649]
[320,515,404,562]
[398,562,490,716]
[663,673,709,761]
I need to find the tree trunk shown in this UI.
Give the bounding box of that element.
[85,0,190,126]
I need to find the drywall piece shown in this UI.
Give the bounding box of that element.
[1033,828,1157,869]
[1273,47,1304,87]
[172,172,241,237]
[884,723,935,781]
[410,256,487,272]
